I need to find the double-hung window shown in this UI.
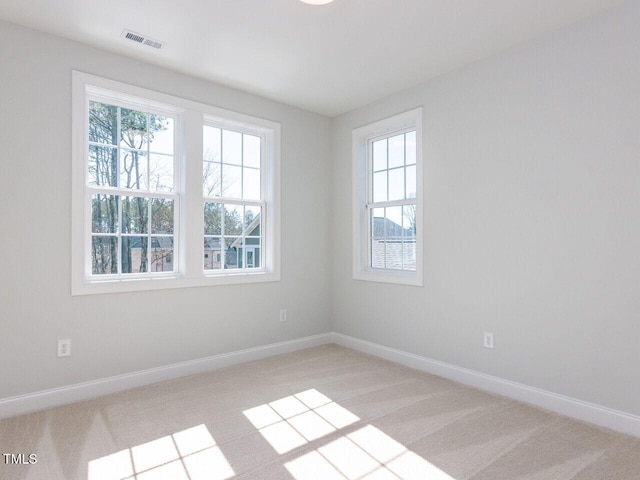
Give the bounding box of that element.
[353,108,423,286]
[72,72,280,295]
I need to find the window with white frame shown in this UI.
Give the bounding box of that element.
[203,123,264,272]
[72,72,280,295]
[353,108,423,286]
[86,98,178,277]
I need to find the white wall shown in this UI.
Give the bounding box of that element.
[2,1,639,422]
[331,1,640,416]
[0,21,331,399]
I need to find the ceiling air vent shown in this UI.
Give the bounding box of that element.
[121,29,165,50]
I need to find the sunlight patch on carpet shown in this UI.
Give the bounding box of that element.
[243,388,359,454]
[243,388,456,480]
[285,425,456,480]
[87,424,234,480]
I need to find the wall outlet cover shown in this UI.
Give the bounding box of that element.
[58,339,71,357]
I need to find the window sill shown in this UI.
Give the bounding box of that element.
[71,271,281,296]
[353,269,423,287]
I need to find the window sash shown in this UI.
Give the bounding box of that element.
[85,95,180,279]
[203,199,266,273]
[366,128,417,274]
[202,120,267,274]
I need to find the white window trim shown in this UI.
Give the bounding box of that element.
[72,71,280,295]
[352,107,423,286]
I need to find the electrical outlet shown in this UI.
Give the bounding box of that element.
[279,309,287,322]
[483,332,494,349]
[58,339,71,357]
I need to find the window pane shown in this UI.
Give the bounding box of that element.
[371,208,386,268]
[120,150,148,190]
[403,205,416,272]
[91,236,118,274]
[120,108,148,150]
[237,241,261,269]
[148,116,174,155]
[150,237,174,272]
[383,208,403,269]
[403,240,417,271]
[92,194,119,233]
[371,207,386,269]
[89,101,117,145]
[122,196,149,234]
[221,164,242,198]
[149,154,173,192]
[244,205,261,230]
[89,145,118,187]
[371,238,385,269]
[243,134,261,168]
[224,205,243,235]
[222,130,242,165]
[388,134,405,168]
[373,171,387,203]
[405,131,416,165]
[372,207,385,237]
[204,202,222,235]
[243,168,260,200]
[371,204,417,273]
[402,204,417,237]
[386,206,403,238]
[372,139,387,172]
[151,198,174,234]
[388,168,404,201]
[222,237,240,269]
[204,237,222,270]
[121,236,148,273]
[203,126,221,162]
[406,165,416,199]
[203,161,221,197]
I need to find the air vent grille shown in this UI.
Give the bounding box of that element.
[121,30,165,49]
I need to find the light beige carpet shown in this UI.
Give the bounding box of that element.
[1,344,638,480]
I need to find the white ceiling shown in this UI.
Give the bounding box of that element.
[0,0,626,116]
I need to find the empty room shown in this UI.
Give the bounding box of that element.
[1,0,639,479]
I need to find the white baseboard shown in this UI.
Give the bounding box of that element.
[331,332,640,438]
[0,333,333,419]
[4,331,639,439]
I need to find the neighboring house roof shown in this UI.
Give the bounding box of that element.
[204,238,222,250]
[371,240,416,270]
[123,237,173,249]
[372,216,413,238]
[231,213,261,249]
[151,237,173,249]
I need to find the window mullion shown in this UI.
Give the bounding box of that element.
[147,198,152,273]
[117,195,122,275]
[182,109,204,277]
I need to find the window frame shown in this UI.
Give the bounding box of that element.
[72,71,280,295]
[352,108,423,286]
[84,91,181,280]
